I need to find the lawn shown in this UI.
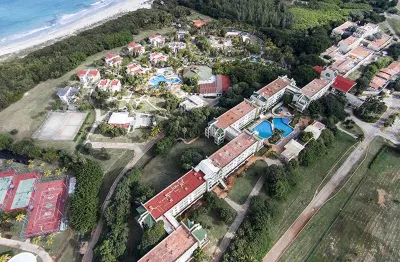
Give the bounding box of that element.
[387,18,400,36]
[90,128,149,143]
[141,137,220,192]
[98,149,135,203]
[339,122,364,137]
[282,137,400,261]
[266,132,357,251]
[228,160,268,205]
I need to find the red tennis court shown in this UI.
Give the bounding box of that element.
[25,179,67,237]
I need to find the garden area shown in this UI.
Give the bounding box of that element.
[282,138,400,261]
[228,160,268,205]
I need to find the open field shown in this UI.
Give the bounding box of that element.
[282,137,400,261]
[90,128,148,143]
[339,122,364,137]
[266,132,357,251]
[98,149,135,203]
[140,137,220,192]
[387,18,400,36]
[228,160,267,205]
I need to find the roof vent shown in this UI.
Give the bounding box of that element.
[169,198,173,202]
[184,187,188,191]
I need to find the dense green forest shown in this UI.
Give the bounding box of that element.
[176,0,293,28]
[0,8,172,110]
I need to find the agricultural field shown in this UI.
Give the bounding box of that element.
[282,138,400,262]
[266,132,357,250]
[140,137,220,192]
[228,160,267,205]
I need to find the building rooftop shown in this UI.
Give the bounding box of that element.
[370,76,387,89]
[257,76,294,99]
[193,19,211,28]
[368,34,392,50]
[333,21,357,34]
[215,100,256,129]
[281,139,305,160]
[304,121,326,140]
[199,74,231,94]
[388,61,400,73]
[108,112,129,125]
[301,78,330,98]
[332,75,356,93]
[138,226,197,262]
[143,169,205,220]
[339,36,359,46]
[209,132,258,168]
[348,46,372,59]
[183,65,213,82]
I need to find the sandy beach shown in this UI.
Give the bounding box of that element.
[0,0,152,58]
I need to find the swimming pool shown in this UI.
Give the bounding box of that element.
[273,118,293,137]
[149,75,180,87]
[252,120,273,139]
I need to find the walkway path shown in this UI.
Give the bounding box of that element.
[82,134,163,262]
[212,175,265,262]
[263,97,400,261]
[0,237,53,262]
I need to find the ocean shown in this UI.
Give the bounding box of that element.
[0,0,121,47]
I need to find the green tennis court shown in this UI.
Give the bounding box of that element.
[10,178,36,209]
[0,176,12,205]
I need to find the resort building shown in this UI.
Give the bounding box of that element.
[193,19,211,28]
[168,42,187,53]
[338,36,362,53]
[148,34,165,47]
[126,63,148,75]
[205,100,258,144]
[104,54,122,67]
[331,21,357,36]
[196,131,263,190]
[352,23,379,38]
[127,42,145,55]
[149,52,169,65]
[77,68,101,85]
[136,169,207,230]
[180,95,205,111]
[293,69,336,112]
[97,79,121,93]
[56,86,80,104]
[251,76,298,112]
[280,139,305,163]
[183,65,213,83]
[199,75,231,96]
[107,112,133,129]
[176,30,189,41]
[331,75,356,93]
[138,221,208,262]
[367,34,392,51]
[369,61,400,90]
[225,31,250,43]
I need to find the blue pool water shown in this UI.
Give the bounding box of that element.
[149,75,180,87]
[252,120,273,139]
[273,118,293,137]
[252,118,293,139]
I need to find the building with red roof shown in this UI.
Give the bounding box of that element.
[193,19,211,28]
[127,42,145,55]
[97,79,121,93]
[199,75,231,96]
[332,75,356,93]
[77,68,101,85]
[148,34,165,47]
[104,54,122,67]
[149,52,168,65]
[126,63,148,75]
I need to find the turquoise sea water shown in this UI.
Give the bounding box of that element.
[0,0,120,47]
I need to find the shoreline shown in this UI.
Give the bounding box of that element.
[0,0,152,62]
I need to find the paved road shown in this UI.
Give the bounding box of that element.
[212,176,265,262]
[263,95,400,261]
[82,134,163,262]
[0,237,53,262]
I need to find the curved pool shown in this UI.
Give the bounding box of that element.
[273,118,293,137]
[252,120,273,139]
[149,75,181,87]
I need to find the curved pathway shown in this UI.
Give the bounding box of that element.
[0,237,53,262]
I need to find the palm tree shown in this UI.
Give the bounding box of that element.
[15,213,25,222]
[0,254,11,262]
[55,169,61,176]
[357,133,365,142]
[43,170,52,177]
[32,236,41,245]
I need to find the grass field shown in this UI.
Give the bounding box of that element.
[282,137,400,262]
[228,160,268,205]
[98,149,135,203]
[387,18,400,36]
[339,122,364,138]
[140,137,220,192]
[266,132,357,251]
[90,128,148,143]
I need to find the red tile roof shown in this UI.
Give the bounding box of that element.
[138,226,196,262]
[144,169,206,220]
[369,76,387,89]
[110,79,120,86]
[257,77,293,98]
[215,100,256,129]
[209,132,257,168]
[301,78,330,98]
[193,20,211,28]
[388,61,400,72]
[332,75,356,93]
[105,53,117,59]
[199,75,231,94]
[313,66,323,74]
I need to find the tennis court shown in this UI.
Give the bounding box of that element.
[3,173,37,211]
[0,170,15,207]
[32,111,88,141]
[25,179,68,237]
